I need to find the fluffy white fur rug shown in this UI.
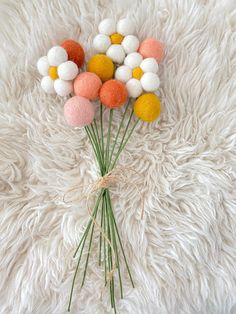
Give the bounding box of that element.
[1,0,236,313]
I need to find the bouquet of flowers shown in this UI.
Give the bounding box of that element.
[36,17,164,312]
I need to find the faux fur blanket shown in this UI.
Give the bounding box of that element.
[1,0,236,313]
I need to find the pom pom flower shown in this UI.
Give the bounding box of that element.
[93,18,139,64]
[37,42,84,96]
[115,52,160,98]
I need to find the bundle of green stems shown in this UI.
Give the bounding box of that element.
[68,100,139,313]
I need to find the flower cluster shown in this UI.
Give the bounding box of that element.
[93,18,139,64]
[36,17,165,312]
[37,40,84,96]
[36,18,164,124]
[115,52,160,98]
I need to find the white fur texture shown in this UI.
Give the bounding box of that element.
[1,0,236,313]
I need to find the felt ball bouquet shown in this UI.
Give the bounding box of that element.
[36,17,164,312]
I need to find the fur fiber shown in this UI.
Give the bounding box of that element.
[1,0,236,313]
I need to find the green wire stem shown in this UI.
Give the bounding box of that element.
[85,125,103,174]
[68,191,103,311]
[105,192,116,312]
[98,194,104,266]
[91,121,105,174]
[107,190,135,288]
[105,189,123,299]
[105,109,113,172]
[107,101,131,169]
[100,104,105,162]
[109,115,139,171]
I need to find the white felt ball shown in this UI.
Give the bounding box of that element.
[140,58,159,73]
[106,44,125,64]
[121,35,139,54]
[117,18,135,36]
[37,56,49,76]
[54,79,73,96]
[58,61,78,80]
[98,18,116,35]
[126,78,143,98]
[124,52,143,69]
[93,34,111,53]
[47,46,68,66]
[115,65,132,83]
[140,72,160,92]
[41,76,55,94]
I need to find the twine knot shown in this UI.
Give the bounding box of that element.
[94,172,116,190]
[62,166,144,219]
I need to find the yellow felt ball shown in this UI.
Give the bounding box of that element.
[48,66,58,80]
[87,54,114,82]
[110,33,124,44]
[134,93,161,122]
[132,67,143,80]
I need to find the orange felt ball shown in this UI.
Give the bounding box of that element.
[74,72,102,100]
[138,38,165,63]
[61,39,85,67]
[99,79,128,109]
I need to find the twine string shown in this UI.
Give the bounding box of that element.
[62,167,144,283]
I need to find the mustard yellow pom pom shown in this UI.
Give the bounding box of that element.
[132,67,144,80]
[48,66,58,80]
[110,33,124,44]
[87,54,114,82]
[134,93,161,122]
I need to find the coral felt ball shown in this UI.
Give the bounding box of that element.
[138,38,165,63]
[134,93,161,122]
[74,72,102,100]
[64,96,95,127]
[87,54,114,82]
[99,79,128,108]
[61,39,85,68]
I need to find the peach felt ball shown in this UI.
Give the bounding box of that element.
[74,72,102,100]
[138,38,165,63]
[99,79,128,109]
[64,96,95,127]
[61,39,85,67]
